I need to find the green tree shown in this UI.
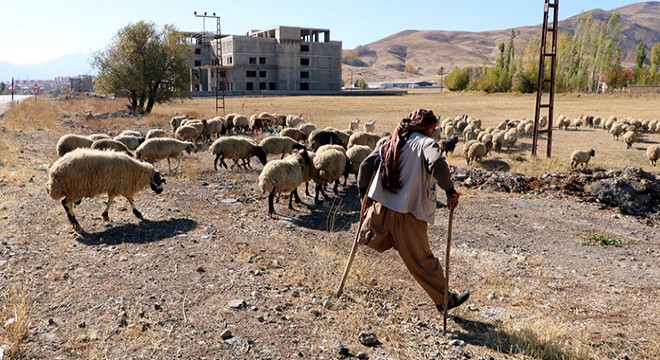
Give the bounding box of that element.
[354,78,368,89]
[633,42,648,85]
[93,21,192,114]
[444,68,469,91]
[650,42,660,84]
[0,82,5,94]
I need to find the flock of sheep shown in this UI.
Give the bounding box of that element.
[46,110,659,231]
[46,112,387,230]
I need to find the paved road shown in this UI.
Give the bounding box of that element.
[0,95,32,116]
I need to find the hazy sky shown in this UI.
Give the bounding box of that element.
[0,0,646,64]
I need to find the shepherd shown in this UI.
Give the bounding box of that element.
[350,108,470,316]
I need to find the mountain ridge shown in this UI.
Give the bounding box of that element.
[343,1,660,83]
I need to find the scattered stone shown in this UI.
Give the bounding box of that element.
[220,329,233,340]
[228,299,247,309]
[358,331,381,347]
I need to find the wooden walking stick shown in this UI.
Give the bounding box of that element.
[336,174,375,298]
[443,207,455,335]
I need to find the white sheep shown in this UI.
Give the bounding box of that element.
[232,115,249,133]
[118,130,143,138]
[311,148,349,202]
[113,134,143,151]
[135,138,198,174]
[145,129,168,139]
[345,145,372,185]
[175,125,200,142]
[279,128,308,143]
[286,115,305,128]
[646,145,660,166]
[297,123,317,137]
[622,131,637,149]
[259,136,306,159]
[570,149,596,168]
[56,134,94,156]
[609,123,624,141]
[170,115,187,133]
[46,148,166,231]
[258,149,312,216]
[209,136,267,170]
[347,131,382,149]
[363,120,376,133]
[88,133,111,141]
[466,142,487,165]
[207,117,226,138]
[91,138,133,156]
[349,118,360,132]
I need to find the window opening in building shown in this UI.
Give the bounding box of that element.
[300,58,310,66]
[300,83,309,91]
[301,71,309,79]
[301,44,309,52]
[259,57,267,64]
[249,57,257,64]
[246,70,256,78]
[259,82,267,90]
[194,48,201,55]
[269,82,276,90]
[259,70,266,78]
[246,82,254,91]
[194,60,201,67]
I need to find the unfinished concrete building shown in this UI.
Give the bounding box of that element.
[187,25,342,95]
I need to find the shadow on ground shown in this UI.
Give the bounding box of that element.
[76,218,198,245]
[287,186,362,231]
[479,159,511,172]
[451,316,577,359]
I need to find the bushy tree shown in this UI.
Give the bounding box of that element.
[93,21,192,114]
[0,82,5,94]
[650,42,660,84]
[354,79,368,89]
[444,68,469,91]
[633,42,648,85]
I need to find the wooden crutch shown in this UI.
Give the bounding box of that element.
[443,207,455,335]
[336,172,376,298]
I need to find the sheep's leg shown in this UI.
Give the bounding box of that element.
[291,188,302,205]
[333,179,340,195]
[305,182,311,197]
[173,156,181,173]
[62,198,82,232]
[102,195,115,221]
[268,192,276,216]
[220,158,229,169]
[125,197,143,219]
[167,158,173,174]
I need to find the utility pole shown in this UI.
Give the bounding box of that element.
[11,77,14,101]
[439,66,445,92]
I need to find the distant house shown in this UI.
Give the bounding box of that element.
[70,75,93,92]
[184,25,342,95]
[367,81,436,89]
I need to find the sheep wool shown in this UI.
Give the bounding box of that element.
[347,131,381,149]
[345,145,372,183]
[135,138,197,173]
[279,128,308,143]
[209,136,267,170]
[570,149,596,168]
[259,136,306,158]
[622,131,637,149]
[258,150,311,216]
[646,145,660,166]
[46,148,165,231]
[56,134,94,157]
[91,138,133,156]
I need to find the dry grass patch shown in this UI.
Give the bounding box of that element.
[0,283,32,358]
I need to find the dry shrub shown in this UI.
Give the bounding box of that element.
[0,284,31,358]
[0,98,60,132]
[490,320,593,359]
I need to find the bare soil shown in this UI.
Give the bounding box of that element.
[1,103,659,359]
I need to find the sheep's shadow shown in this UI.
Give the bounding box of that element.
[449,316,576,359]
[76,218,198,245]
[478,159,511,172]
[286,186,362,231]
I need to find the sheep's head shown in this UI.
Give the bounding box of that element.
[150,171,166,194]
[255,146,268,165]
[590,149,596,157]
[292,142,306,151]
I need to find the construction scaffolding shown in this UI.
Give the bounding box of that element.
[531,0,559,158]
[193,11,225,115]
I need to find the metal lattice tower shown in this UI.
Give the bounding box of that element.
[194,12,225,115]
[532,0,559,158]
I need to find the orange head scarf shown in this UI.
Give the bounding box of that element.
[380,109,438,193]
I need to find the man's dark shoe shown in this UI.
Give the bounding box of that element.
[435,291,470,312]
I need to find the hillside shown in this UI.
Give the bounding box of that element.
[342,1,660,82]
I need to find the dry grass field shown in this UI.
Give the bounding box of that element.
[0,91,658,359]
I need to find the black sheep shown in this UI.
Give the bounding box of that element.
[440,136,459,157]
